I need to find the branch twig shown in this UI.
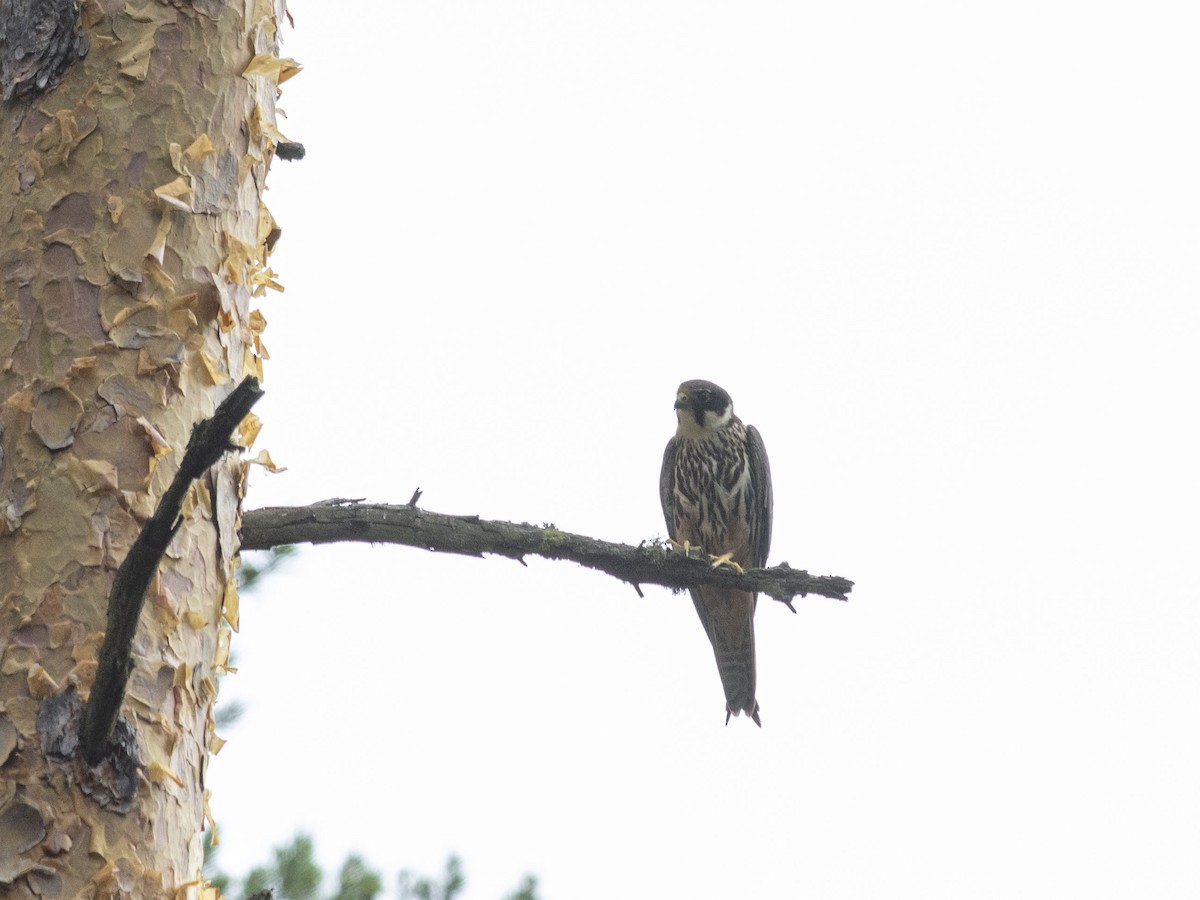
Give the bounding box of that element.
[240,499,853,608]
[79,376,264,765]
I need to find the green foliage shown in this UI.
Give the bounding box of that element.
[242,866,275,899]
[397,855,464,900]
[506,870,539,899]
[202,830,231,894]
[334,855,384,900]
[238,545,297,593]
[501,876,539,900]
[215,698,246,729]
[206,833,539,900]
[274,835,324,900]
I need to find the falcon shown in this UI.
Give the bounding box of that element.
[660,379,773,726]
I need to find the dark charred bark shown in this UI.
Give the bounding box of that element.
[0,0,87,104]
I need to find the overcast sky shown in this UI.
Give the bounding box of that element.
[207,2,1199,897]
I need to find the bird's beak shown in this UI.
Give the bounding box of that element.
[674,391,688,411]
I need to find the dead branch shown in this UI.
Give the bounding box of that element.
[79,376,264,765]
[240,499,854,608]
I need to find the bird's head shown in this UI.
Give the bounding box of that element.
[674,379,734,439]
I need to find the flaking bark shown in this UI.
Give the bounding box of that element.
[0,1,286,894]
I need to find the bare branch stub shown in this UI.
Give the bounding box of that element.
[240,501,854,607]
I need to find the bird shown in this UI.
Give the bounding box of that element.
[660,379,773,726]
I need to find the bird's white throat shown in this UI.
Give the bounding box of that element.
[676,405,733,440]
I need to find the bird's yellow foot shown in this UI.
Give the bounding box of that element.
[709,552,744,573]
[669,538,702,557]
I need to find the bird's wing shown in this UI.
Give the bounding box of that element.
[659,436,680,540]
[746,425,773,569]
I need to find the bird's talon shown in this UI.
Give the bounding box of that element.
[668,538,702,557]
[709,552,744,573]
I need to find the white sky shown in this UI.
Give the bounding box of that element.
[207,2,1200,897]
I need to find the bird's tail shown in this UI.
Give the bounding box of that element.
[696,588,761,727]
[716,641,761,727]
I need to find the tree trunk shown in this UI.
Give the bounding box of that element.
[0,1,289,895]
